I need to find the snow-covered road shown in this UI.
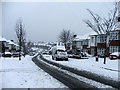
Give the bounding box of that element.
[0,55,67,89]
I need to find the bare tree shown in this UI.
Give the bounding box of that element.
[26,41,33,54]
[58,29,74,48]
[83,2,118,64]
[15,18,26,60]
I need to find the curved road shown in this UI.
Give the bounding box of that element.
[32,54,118,89]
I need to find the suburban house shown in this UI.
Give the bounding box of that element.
[0,36,19,54]
[68,30,120,56]
[71,32,95,54]
[0,36,8,53]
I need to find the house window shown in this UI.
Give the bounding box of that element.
[110,32,118,40]
[109,46,119,53]
[97,35,106,43]
[97,36,100,43]
[91,37,94,43]
[83,40,88,45]
[100,36,106,43]
[97,48,105,56]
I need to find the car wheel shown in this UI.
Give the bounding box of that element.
[55,57,57,61]
[65,58,68,61]
[52,56,54,60]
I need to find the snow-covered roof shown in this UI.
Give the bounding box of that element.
[89,31,98,36]
[73,31,97,41]
[0,36,8,42]
[14,44,19,47]
[7,40,14,45]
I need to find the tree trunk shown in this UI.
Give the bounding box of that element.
[19,52,21,60]
[104,34,109,64]
[104,48,106,64]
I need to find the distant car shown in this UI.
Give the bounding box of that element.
[84,52,92,57]
[20,52,24,56]
[73,53,81,59]
[30,53,34,56]
[12,52,19,57]
[98,54,105,58]
[109,52,120,60]
[68,54,74,58]
[3,52,12,57]
[42,51,49,55]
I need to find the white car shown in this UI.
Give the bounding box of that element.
[52,49,68,61]
[52,45,68,61]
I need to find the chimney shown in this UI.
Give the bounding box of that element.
[11,40,14,42]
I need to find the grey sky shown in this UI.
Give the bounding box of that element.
[2,2,114,42]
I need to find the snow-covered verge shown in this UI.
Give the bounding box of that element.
[43,55,119,81]
[0,55,67,89]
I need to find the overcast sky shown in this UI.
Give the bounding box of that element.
[2,2,114,42]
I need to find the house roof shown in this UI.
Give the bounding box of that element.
[7,40,14,45]
[0,36,19,46]
[0,36,8,42]
[73,31,98,41]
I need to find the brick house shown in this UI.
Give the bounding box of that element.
[91,30,120,56]
[0,36,19,54]
[72,33,92,54]
[109,30,120,54]
[67,30,120,56]
[72,36,83,53]
[0,37,8,53]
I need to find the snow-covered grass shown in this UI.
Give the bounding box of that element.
[0,55,67,89]
[43,55,119,81]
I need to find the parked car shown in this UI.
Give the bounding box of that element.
[51,45,68,61]
[109,52,120,60]
[84,52,92,57]
[20,52,25,56]
[42,51,49,55]
[29,52,34,56]
[73,53,81,59]
[12,52,19,57]
[3,52,12,57]
[98,54,105,58]
[68,54,74,58]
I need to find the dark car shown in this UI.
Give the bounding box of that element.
[68,54,74,58]
[73,53,81,59]
[12,52,19,57]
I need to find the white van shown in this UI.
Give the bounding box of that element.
[51,45,68,61]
